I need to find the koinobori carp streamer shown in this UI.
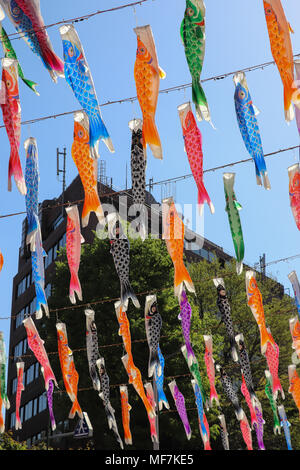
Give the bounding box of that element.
[60,23,114,158]
[15,360,24,431]
[120,385,132,446]
[107,213,140,309]
[278,404,292,450]
[177,102,214,216]
[263,0,300,122]
[23,317,58,429]
[31,226,49,319]
[233,72,270,190]
[154,346,169,411]
[288,270,300,319]
[162,197,195,300]
[203,335,219,408]
[144,294,162,378]
[180,0,212,124]
[191,379,211,450]
[179,290,196,367]
[134,24,165,160]
[213,278,238,362]
[181,344,208,410]
[56,322,83,420]
[24,137,39,251]
[96,356,124,450]
[0,333,9,434]
[129,118,147,241]
[0,20,38,95]
[66,204,84,305]
[0,0,64,82]
[288,164,300,232]
[0,57,26,195]
[71,111,104,227]
[168,379,191,440]
[223,173,244,275]
[265,370,281,435]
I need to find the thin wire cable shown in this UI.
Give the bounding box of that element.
[4,266,297,322]
[1,53,300,129]
[4,0,153,42]
[0,143,299,221]
[148,145,300,187]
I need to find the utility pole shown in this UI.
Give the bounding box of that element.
[56,147,67,215]
[259,253,266,279]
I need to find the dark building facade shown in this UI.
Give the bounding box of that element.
[5,175,284,447]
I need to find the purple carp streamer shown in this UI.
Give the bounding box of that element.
[168,379,191,440]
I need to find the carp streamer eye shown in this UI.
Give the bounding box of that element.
[6,79,12,89]
[78,130,84,138]
[12,6,20,17]
[68,47,74,58]
[186,7,194,16]
[239,90,246,99]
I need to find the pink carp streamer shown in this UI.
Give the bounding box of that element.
[66,205,84,304]
[15,361,24,430]
[0,58,26,195]
[288,163,300,232]
[145,382,158,444]
[203,335,219,407]
[23,316,58,430]
[13,0,64,81]
[178,102,214,216]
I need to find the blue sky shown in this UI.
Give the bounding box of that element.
[1,0,300,354]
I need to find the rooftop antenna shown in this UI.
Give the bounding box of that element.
[56,147,66,215]
[161,181,176,203]
[98,159,106,194]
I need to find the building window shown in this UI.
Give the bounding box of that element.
[15,308,25,329]
[33,398,38,417]
[26,364,34,386]
[45,284,52,299]
[13,338,28,359]
[15,299,36,330]
[29,297,37,315]
[45,247,53,269]
[35,362,40,379]
[10,412,16,429]
[16,272,32,298]
[53,214,64,231]
[25,401,33,421]
[12,377,17,395]
[20,219,28,258]
[45,233,66,270]
[39,394,47,412]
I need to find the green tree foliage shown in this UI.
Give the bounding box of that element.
[0,431,50,450]
[42,230,300,451]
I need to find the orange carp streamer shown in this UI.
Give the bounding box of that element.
[134,25,166,160]
[263,0,300,122]
[115,301,155,419]
[56,322,83,420]
[162,197,195,300]
[288,365,300,419]
[120,385,132,445]
[245,270,275,355]
[71,111,104,228]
